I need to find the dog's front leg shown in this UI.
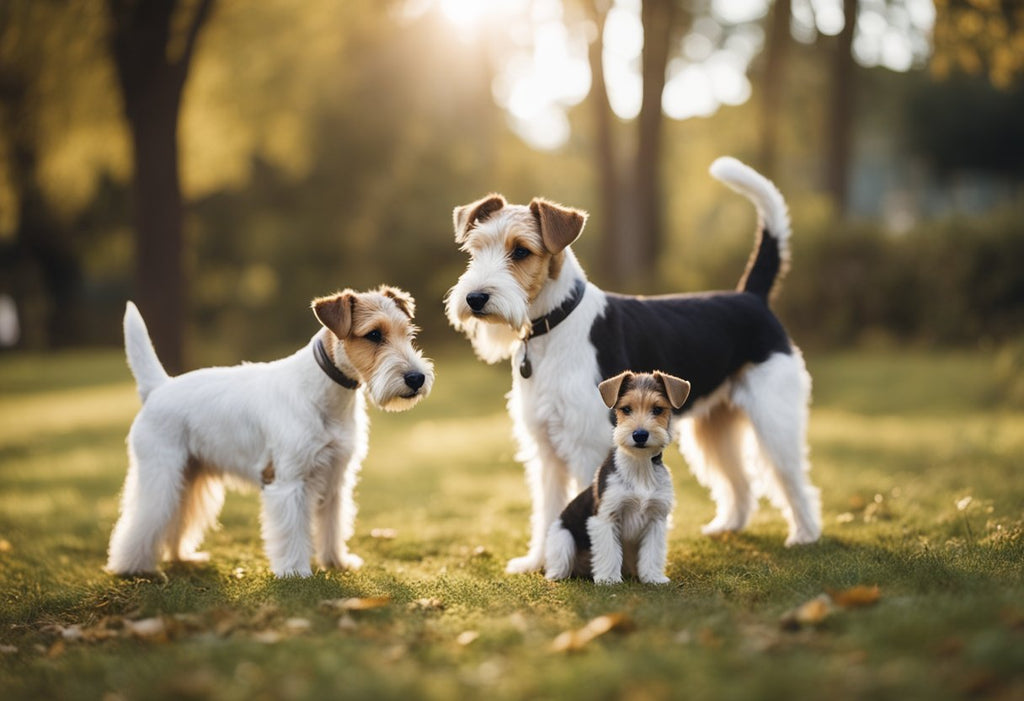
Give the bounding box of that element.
[636,519,671,584]
[315,454,363,572]
[587,515,623,584]
[261,479,314,577]
[507,439,570,574]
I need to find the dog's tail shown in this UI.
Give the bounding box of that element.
[123,302,170,403]
[709,156,791,302]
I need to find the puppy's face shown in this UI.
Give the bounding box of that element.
[599,372,691,456]
[312,286,435,412]
[445,195,587,336]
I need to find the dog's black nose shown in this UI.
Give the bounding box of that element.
[466,292,490,312]
[632,429,649,446]
[404,372,425,391]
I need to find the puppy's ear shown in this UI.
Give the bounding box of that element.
[654,371,691,410]
[529,198,587,254]
[598,371,633,409]
[312,290,355,338]
[453,194,506,243]
[379,285,415,319]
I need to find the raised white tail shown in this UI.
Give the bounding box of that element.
[709,156,792,301]
[123,302,170,402]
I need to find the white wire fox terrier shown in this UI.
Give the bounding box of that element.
[106,286,434,578]
[446,157,821,576]
[545,371,690,585]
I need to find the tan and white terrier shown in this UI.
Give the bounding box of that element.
[106,286,434,578]
[545,371,690,584]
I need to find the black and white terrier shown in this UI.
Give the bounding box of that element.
[545,371,690,584]
[107,286,434,578]
[446,157,821,575]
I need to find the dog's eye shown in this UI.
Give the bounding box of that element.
[364,329,383,344]
[511,246,532,261]
[620,406,632,416]
[652,406,664,416]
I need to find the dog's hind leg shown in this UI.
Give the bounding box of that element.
[261,476,314,577]
[164,465,224,563]
[106,428,188,575]
[682,404,756,537]
[733,352,821,546]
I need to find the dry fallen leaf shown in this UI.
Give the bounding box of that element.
[0,644,17,655]
[551,613,632,652]
[251,630,282,644]
[456,631,479,646]
[780,594,833,630]
[828,585,881,608]
[125,617,168,641]
[46,640,66,658]
[320,596,390,612]
[370,528,397,539]
[0,538,12,553]
[284,618,311,634]
[408,598,444,612]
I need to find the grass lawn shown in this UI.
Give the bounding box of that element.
[1,347,1022,700]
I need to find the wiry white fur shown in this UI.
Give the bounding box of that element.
[107,301,431,578]
[449,159,820,574]
[709,156,791,265]
[587,450,674,585]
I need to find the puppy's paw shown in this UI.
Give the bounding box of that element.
[593,574,623,585]
[506,554,543,574]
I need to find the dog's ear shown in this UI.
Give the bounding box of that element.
[378,285,415,319]
[529,198,587,254]
[312,290,355,338]
[654,371,691,410]
[453,194,507,243]
[598,371,633,409]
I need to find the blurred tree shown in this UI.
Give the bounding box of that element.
[108,0,214,372]
[758,0,791,179]
[826,0,858,217]
[931,0,1024,90]
[582,0,689,290]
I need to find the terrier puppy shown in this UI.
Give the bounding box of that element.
[446,157,821,575]
[545,371,690,584]
[106,286,434,578]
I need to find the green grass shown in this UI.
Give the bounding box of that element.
[1,348,1022,700]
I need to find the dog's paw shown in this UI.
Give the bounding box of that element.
[640,573,671,585]
[273,565,313,578]
[506,554,543,574]
[701,518,743,537]
[593,574,623,585]
[784,529,821,547]
[339,552,364,571]
[320,552,364,571]
[174,551,210,563]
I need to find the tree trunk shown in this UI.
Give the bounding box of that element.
[629,0,676,291]
[759,0,792,179]
[584,0,623,287]
[827,0,858,217]
[109,0,213,373]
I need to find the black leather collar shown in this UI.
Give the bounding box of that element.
[519,278,586,379]
[313,337,360,390]
[527,277,586,339]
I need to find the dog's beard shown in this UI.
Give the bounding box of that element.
[365,356,434,413]
[445,273,530,364]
